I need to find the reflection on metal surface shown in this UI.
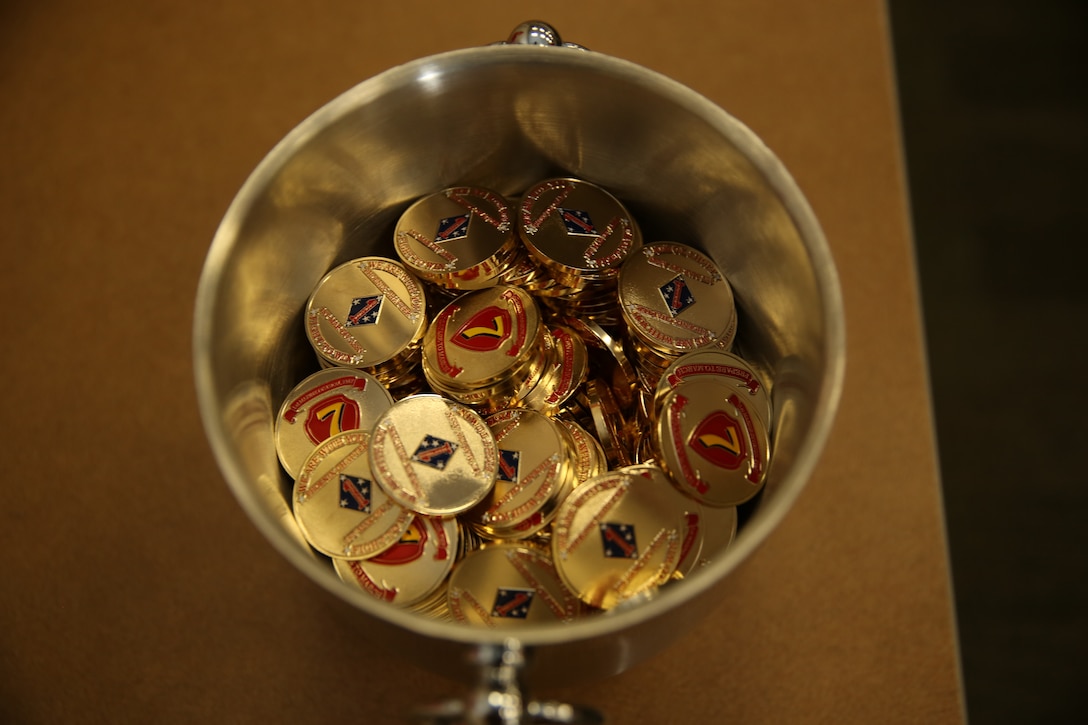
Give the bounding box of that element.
[221,379,313,556]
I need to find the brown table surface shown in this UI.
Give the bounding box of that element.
[0,2,965,722]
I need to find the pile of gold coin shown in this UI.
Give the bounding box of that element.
[274,178,773,626]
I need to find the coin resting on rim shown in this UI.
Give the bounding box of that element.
[654,349,773,432]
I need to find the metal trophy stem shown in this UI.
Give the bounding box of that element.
[413,640,603,725]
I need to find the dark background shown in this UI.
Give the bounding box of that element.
[889,0,1087,721]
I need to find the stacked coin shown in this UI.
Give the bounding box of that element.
[653,375,770,507]
[517,178,642,325]
[292,430,416,560]
[368,394,498,517]
[462,408,579,540]
[393,186,546,297]
[617,242,738,391]
[519,322,590,415]
[420,285,549,413]
[304,256,429,389]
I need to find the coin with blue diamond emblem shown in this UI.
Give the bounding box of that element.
[393,186,520,293]
[292,430,415,560]
[447,543,582,626]
[551,466,690,610]
[618,242,737,361]
[304,256,428,385]
[368,394,498,516]
[462,408,576,540]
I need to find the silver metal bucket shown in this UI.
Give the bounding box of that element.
[193,22,845,723]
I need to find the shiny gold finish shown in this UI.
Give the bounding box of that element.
[407,584,454,621]
[292,430,415,559]
[521,323,589,414]
[518,178,641,284]
[457,519,488,560]
[654,349,772,431]
[447,543,582,626]
[304,257,428,385]
[464,408,576,540]
[551,467,691,610]
[577,378,630,469]
[692,503,737,568]
[369,394,498,516]
[618,243,737,368]
[275,368,394,478]
[557,418,607,486]
[394,186,520,292]
[559,315,639,413]
[618,464,705,580]
[516,178,642,326]
[654,377,770,507]
[421,285,546,410]
[333,515,459,607]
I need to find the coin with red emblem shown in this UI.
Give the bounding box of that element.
[275,368,394,478]
[333,515,458,607]
[654,376,770,507]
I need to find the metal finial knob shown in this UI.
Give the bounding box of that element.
[506,21,562,47]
